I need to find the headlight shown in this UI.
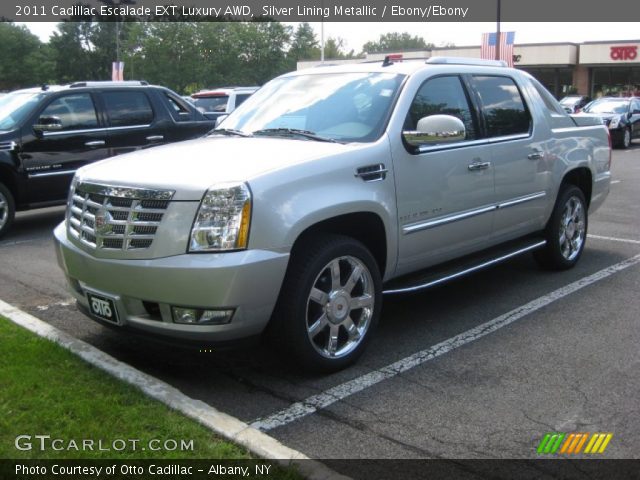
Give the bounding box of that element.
[189,182,252,252]
[609,117,620,129]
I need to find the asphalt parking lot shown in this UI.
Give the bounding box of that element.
[1,147,639,472]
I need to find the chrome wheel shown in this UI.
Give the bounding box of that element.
[0,192,7,231]
[559,195,586,261]
[623,128,631,148]
[305,255,375,359]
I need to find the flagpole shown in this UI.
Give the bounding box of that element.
[495,0,501,61]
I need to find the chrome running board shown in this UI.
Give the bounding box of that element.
[383,239,547,295]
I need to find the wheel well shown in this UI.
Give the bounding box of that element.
[0,165,18,203]
[292,213,388,276]
[561,168,592,207]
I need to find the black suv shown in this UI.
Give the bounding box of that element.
[0,81,216,237]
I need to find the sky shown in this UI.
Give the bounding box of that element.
[22,22,640,52]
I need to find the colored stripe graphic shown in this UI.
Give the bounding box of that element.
[539,433,613,455]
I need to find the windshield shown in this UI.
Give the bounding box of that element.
[0,92,46,131]
[583,99,629,114]
[560,97,581,106]
[220,72,405,143]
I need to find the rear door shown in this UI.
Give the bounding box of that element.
[20,91,108,204]
[99,89,167,156]
[469,74,552,241]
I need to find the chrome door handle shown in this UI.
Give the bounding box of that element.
[146,135,164,141]
[84,140,105,147]
[468,161,491,171]
[528,151,544,160]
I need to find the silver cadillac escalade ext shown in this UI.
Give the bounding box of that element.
[54,57,611,371]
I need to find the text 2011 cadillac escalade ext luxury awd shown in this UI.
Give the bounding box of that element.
[54,58,611,371]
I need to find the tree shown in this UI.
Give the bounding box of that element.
[0,23,54,90]
[362,32,434,54]
[323,37,357,60]
[289,23,319,61]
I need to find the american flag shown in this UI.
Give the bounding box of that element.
[112,61,125,81]
[481,32,516,67]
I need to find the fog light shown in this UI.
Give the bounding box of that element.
[172,307,234,325]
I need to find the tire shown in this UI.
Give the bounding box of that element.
[534,185,588,270]
[269,234,382,372]
[0,183,15,239]
[621,128,631,149]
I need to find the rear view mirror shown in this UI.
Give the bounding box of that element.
[33,116,63,132]
[403,114,466,148]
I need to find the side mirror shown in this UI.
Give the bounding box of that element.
[403,114,466,148]
[33,116,63,132]
[215,115,228,128]
[632,109,640,115]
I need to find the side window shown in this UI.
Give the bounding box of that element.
[632,100,640,113]
[529,77,568,116]
[234,94,251,108]
[102,91,154,127]
[164,93,191,122]
[39,94,98,131]
[405,75,477,141]
[472,76,531,137]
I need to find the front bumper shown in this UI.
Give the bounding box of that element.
[54,222,289,343]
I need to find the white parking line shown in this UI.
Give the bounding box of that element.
[0,300,349,480]
[588,234,640,245]
[250,253,640,432]
[610,180,621,184]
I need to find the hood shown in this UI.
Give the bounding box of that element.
[77,136,358,201]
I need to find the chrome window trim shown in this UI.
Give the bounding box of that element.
[417,138,490,154]
[76,182,175,200]
[402,191,547,235]
[42,124,152,137]
[486,133,531,144]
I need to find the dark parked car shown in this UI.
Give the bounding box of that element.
[0,81,216,237]
[559,95,591,113]
[577,96,640,148]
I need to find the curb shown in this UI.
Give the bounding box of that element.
[0,299,350,480]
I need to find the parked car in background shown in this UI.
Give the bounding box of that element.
[559,95,591,113]
[577,96,640,148]
[191,86,259,120]
[0,81,216,238]
[54,58,610,372]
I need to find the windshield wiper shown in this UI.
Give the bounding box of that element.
[252,128,338,143]
[208,128,252,137]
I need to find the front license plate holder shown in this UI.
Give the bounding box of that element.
[86,291,120,325]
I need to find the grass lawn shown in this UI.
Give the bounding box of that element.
[0,315,297,477]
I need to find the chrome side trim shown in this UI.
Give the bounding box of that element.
[383,240,547,295]
[487,133,531,144]
[403,205,495,234]
[76,182,175,200]
[497,191,546,209]
[27,170,76,179]
[42,125,151,137]
[403,191,547,235]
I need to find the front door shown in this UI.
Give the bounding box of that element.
[392,75,495,276]
[20,92,108,204]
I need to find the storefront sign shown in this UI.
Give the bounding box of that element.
[610,46,638,61]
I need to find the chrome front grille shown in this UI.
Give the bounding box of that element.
[68,182,174,251]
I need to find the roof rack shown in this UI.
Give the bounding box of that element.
[69,80,149,88]
[426,57,508,67]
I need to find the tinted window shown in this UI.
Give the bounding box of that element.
[103,91,153,127]
[193,96,228,113]
[405,75,477,141]
[40,93,98,131]
[164,93,191,121]
[531,78,567,116]
[472,76,531,137]
[234,94,251,108]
